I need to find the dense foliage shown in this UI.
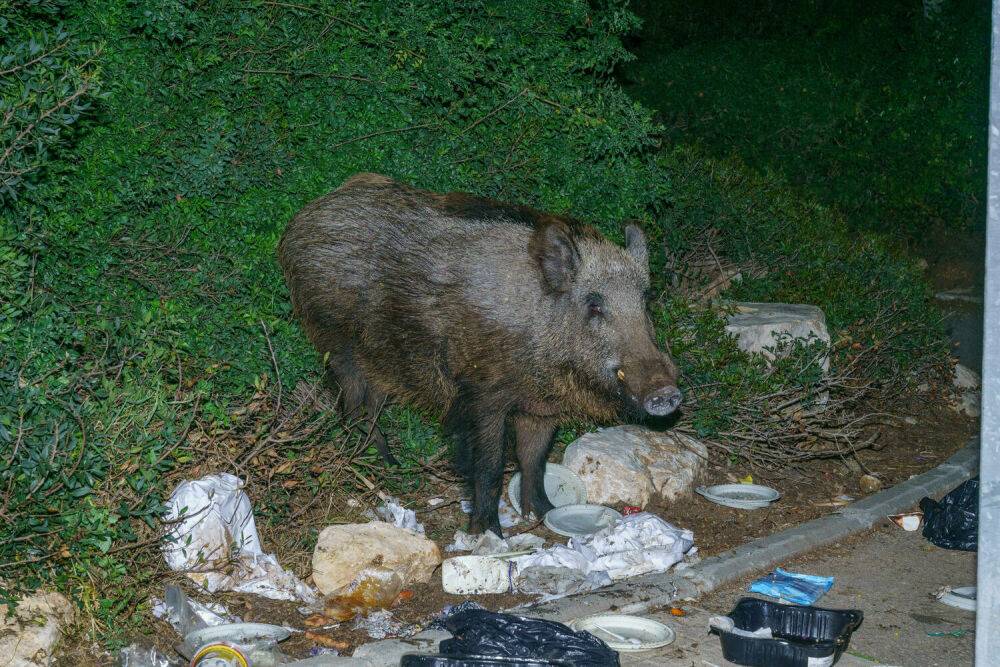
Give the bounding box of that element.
[0,0,950,645]
[623,0,989,243]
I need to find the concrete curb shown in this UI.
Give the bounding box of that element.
[521,437,979,622]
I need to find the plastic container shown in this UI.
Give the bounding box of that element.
[400,656,572,667]
[711,597,863,667]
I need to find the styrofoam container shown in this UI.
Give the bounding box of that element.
[508,463,587,515]
[570,614,676,652]
[442,553,520,595]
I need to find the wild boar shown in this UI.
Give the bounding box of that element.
[278,174,682,536]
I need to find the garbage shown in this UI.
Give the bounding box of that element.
[569,614,676,652]
[312,521,441,595]
[920,477,979,551]
[936,585,977,612]
[323,568,408,621]
[511,512,693,596]
[542,504,620,537]
[119,644,184,667]
[508,463,588,515]
[710,597,862,667]
[442,553,519,595]
[184,623,290,666]
[695,483,780,510]
[401,656,570,666]
[374,497,425,534]
[621,505,642,516]
[748,568,834,605]
[162,473,317,602]
[353,609,411,639]
[889,511,923,532]
[927,629,969,638]
[446,530,545,555]
[437,608,620,667]
[515,565,613,597]
[152,585,241,637]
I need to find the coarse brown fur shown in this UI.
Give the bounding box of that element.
[278,173,681,535]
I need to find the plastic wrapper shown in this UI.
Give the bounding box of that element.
[374,497,425,534]
[151,585,241,637]
[919,476,979,551]
[438,608,619,667]
[118,645,183,667]
[161,473,317,602]
[748,568,834,605]
[324,568,405,621]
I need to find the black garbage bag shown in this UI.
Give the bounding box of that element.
[438,609,620,667]
[919,477,979,551]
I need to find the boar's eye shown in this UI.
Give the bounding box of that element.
[585,292,605,319]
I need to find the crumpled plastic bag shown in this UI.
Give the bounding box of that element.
[372,497,424,534]
[439,608,619,667]
[162,473,317,602]
[511,512,693,593]
[920,477,979,551]
[151,584,241,636]
[748,568,834,605]
[446,529,545,554]
[118,645,184,667]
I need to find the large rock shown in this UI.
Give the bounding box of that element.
[561,426,708,507]
[725,302,830,370]
[312,522,441,595]
[0,590,75,666]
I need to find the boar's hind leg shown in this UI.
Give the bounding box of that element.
[446,391,509,537]
[513,413,557,519]
[325,353,399,467]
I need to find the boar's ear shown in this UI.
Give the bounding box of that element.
[530,221,579,292]
[624,223,648,270]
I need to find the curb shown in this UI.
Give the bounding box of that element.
[519,437,979,622]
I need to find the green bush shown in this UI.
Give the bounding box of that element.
[0,0,947,645]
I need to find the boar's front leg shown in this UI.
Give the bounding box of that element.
[513,413,557,520]
[469,407,509,537]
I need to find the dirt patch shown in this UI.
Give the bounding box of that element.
[650,400,975,558]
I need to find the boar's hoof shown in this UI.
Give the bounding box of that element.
[644,387,683,417]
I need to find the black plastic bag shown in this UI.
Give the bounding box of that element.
[438,609,620,667]
[919,477,979,551]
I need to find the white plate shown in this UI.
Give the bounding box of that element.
[508,463,587,515]
[571,613,676,652]
[696,483,781,509]
[938,586,977,612]
[185,622,290,647]
[543,504,621,537]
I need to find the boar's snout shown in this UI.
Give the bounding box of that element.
[643,385,683,417]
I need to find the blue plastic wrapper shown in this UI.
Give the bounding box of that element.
[748,567,834,605]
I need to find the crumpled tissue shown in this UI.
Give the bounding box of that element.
[162,473,317,603]
[446,530,545,555]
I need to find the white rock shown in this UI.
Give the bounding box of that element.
[0,591,75,666]
[561,426,707,507]
[312,522,441,595]
[953,363,981,390]
[725,302,830,370]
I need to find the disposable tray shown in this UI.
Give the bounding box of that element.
[712,597,863,667]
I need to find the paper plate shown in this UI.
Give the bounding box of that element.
[508,463,587,515]
[938,586,977,612]
[543,504,620,537]
[185,622,290,649]
[570,614,676,652]
[696,484,780,509]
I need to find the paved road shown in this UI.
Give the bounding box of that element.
[621,525,976,667]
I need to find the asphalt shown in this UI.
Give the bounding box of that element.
[621,526,976,666]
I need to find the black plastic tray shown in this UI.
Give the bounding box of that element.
[400,655,572,667]
[712,597,863,667]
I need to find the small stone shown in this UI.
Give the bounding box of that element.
[725,303,831,371]
[953,363,980,390]
[312,522,441,595]
[0,590,75,666]
[859,474,882,495]
[561,426,707,506]
[902,416,918,426]
[957,391,981,418]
